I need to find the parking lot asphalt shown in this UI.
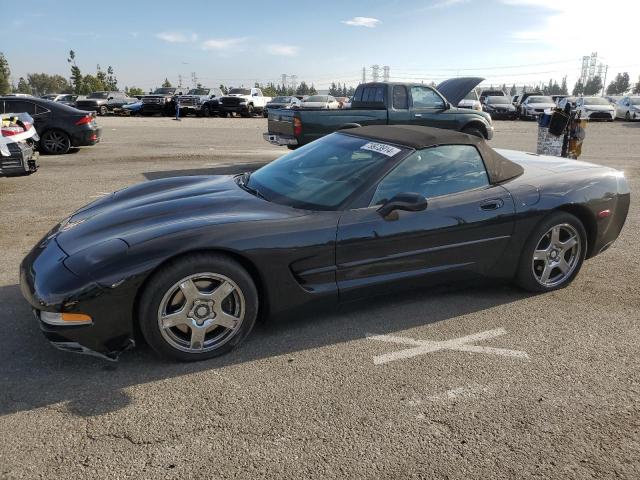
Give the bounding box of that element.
[0,117,638,479]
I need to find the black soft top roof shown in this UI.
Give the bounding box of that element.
[344,125,524,184]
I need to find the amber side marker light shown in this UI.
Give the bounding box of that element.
[40,312,92,326]
[597,209,611,219]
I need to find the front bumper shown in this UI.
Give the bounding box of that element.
[583,110,615,121]
[263,133,298,146]
[19,236,135,360]
[487,110,517,120]
[485,124,494,140]
[220,105,249,113]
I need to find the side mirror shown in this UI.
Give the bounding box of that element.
[377,192,428,218]
[443,101,451,110]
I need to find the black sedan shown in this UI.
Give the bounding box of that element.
[483,96,518,120]
[0,96,101,154]
[20,126,630,361]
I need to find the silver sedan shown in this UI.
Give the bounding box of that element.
[615,96,640,121]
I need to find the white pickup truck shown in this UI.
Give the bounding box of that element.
[219,87,272,117]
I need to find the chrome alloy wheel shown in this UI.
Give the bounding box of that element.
[532,223,581,288]
[157,273,245,353]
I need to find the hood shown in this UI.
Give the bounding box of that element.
[458,99,479,106]
[526,102,556,109]
[56,175,304,255]
[436,77,484,106]
[583,104,614,111]
[78,99,106,105]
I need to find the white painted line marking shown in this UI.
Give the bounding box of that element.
[367,328,529,365]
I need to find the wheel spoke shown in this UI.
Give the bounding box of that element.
[533,249,548,262]
[213,310,238,329]
[550,226,561,245]
[211,280,235,304]
[540,264,553,284]
[189,325,207,350]
[560,235,577,252]
[557,258,570,274]
[179,279,201,303]
[161,309,190,329]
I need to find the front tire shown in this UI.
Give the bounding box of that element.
[462,126,484,139]
[515,212,586,292]
[242,104,254,118]
[138,253,258,361]
[99,105,108,116]
[626,112,631,121]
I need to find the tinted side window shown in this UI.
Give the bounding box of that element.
[371,145,489,204]
[5,100,36,114]
[410,87,444,109]
[392,86,408,109]
[357,86,385,103]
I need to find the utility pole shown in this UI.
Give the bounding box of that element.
[362,67,366,84]
[281,74,287,89]
[191,72,198,88]
[178,74,183,88]
[601,64,608,96]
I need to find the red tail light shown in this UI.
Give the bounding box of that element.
[75,115,93,126]
[1,126,24,136]
[293,117,302,136]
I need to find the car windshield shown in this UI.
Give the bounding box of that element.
[229,88,250,95]
[187,89,209,95]
[583,97,610,105]
[245,133,409,210]
[88,92,109,99]
[305,96,328,102]
[487,96,510,104]
[153,88,176,95]
[272,96,292,103]
[42,94,57,100]
[528,96,553,103]
[630,97,640,105]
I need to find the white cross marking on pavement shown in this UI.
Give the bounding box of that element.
[367,328,529,365]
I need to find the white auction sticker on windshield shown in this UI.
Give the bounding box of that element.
[360,142,401,157]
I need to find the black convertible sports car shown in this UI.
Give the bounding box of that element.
[20,125,630,361]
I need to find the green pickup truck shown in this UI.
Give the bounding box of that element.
[263,78,493,148]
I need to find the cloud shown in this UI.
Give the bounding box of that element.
[429,0,469,8]
[265,44,299,56]
[201,37,248,50]
[341,17,381,28]
[156,32,197,43]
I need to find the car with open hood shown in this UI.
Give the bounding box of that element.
[264,77,494,149]
[1,112,39,176]
[20,125,629,362]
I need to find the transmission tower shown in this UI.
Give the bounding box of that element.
[281,74,287,88]
[178,74,183,87]
[580,56,589,85]
[191,72,198,88]
[383,66,390,82]
[588,52,597,81]
[290,75,298,91]
[371,65,380,82]
[362,67,366,83]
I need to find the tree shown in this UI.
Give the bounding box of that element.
[162,78,172,88]
[606,72,630,95]
[295,81,310,96]
[82,74,104,94]
[346,86,356,97]
[560,76,568,95]
[572,80,584,96]
[219,84,228,94]
[125,86,145,96]
[633,76,640,95]
[0,52,10,95]
[67,50,84,94]
[26,73,71,95]
[309,84,317,95]
[509,84,517,96]
[583,75,603,96]
[15,77,31,94]
[106,65,117,91]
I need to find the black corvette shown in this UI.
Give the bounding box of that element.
[20,125,629,361]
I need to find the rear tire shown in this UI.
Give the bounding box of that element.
[40,129,71,155]
[99,105,108,116]
[202,105,211,118]
[138,253,259,362]
[626,112,631,121]
[515,211,587,292]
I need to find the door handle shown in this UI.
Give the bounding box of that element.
[480,199,504,211]
[414,113,422,118]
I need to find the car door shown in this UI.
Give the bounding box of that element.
[409,85,456,130]
[388,85,412,125]
[336,144,515,300]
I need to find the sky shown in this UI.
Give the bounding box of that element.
[3,0,639,91]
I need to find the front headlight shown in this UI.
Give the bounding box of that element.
[239,101,247,105]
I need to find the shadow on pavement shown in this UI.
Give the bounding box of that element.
[143,161,269,180]
[0,281,529,418]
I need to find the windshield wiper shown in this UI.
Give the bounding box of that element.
[238,172,267,200]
